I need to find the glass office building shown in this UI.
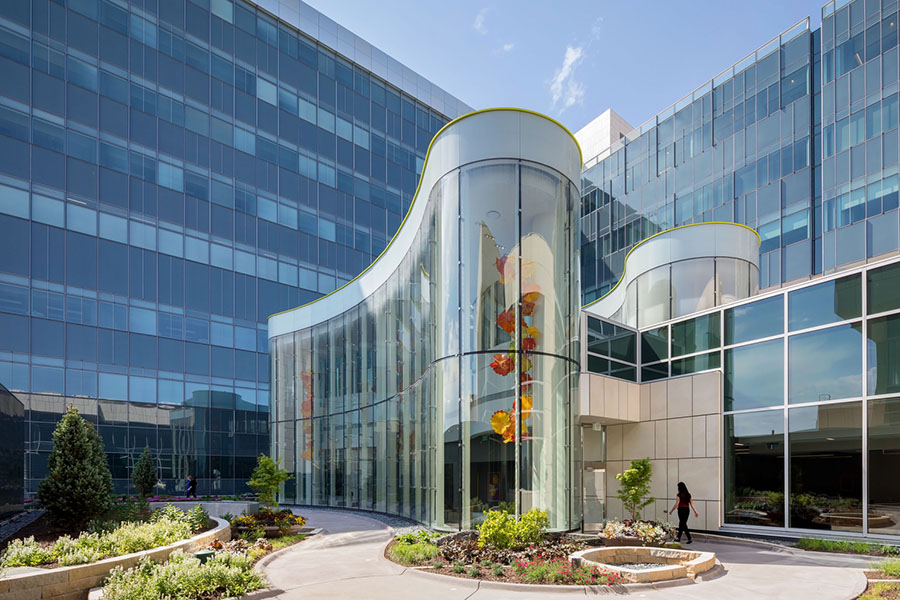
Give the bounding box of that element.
[268,109,583,530]
[0,0,468,495]
[581,2,900,303]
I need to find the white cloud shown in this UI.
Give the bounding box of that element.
[591,16,604,40]
[501,42,515,53]
[549,46,585,112]
[473,8,488,34]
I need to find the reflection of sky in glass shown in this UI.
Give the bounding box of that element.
[730,409,784,438]
[725,295,783,345]
[725,338,783,411]
[789,324,862,404]
[787,274,861,331]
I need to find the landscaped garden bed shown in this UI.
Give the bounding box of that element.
[795,537,900,557]
[0,505,212,569]
[384,510,626,586]
[861,558,900,599]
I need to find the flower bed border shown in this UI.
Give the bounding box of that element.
[0,517,230,600]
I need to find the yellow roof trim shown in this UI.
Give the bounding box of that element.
[581,221,762,309]
[268,107,583,320]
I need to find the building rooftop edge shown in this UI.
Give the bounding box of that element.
[245,0,474,118]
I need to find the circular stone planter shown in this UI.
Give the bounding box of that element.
[570,546,716,583]
[598,536,665,547]
[234,525,306,538]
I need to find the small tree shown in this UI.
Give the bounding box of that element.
[615,457,653,521]
[38,405,113,531]
[248,454,292,510]
[132,445,158,499]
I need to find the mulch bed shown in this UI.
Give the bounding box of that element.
[860,581,900,599]
[867,571,900,580]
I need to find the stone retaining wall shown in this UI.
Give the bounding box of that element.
[0,517,230,600]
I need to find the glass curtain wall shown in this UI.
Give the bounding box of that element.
[270,159,580,530]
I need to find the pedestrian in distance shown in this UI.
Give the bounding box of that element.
[187,475,198,498]
[669,481,699,544]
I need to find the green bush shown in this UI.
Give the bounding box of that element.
[515,509,549,547]
[796,537,898,555]
[477,510,514,549]
[0,537,53,567]
[102,550,265,600]
[389,540,440,565]
[394,530,440,544]
[38,405,113,531]
[875,557,900,577]
[476,508,548,550]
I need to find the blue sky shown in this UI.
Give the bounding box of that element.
[305,1,826,134]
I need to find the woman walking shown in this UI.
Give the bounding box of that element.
[669,482,699,544]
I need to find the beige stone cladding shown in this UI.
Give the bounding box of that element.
[582,370,722,531]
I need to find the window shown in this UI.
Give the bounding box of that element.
[868,314,900,395]
[789,323,862,403]
[788,274,861,331]
[724,410,784,527]
[868,262,900,314]
[671,312,720,356]
[725,338,783,411]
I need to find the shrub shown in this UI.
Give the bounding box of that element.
[515,558,622,586]
[132,446,158,499]
[453,564,465,574]
[615,457,653,521]
[875,558,900,577]
[0,537,53,567]
[231,509,305,536]
[247,454,292,510]
[102,550,264,600]
[476,508,548,550]
[433,560,443,569]
[389,540,440,565]
[477,510,514,549]
[394,530,440,544]
[467,566,481,577]
[796,537,899,555]
[38,405,113,531]
[492,564,504,576]
[601,519,673,545]
[515,509,549,547]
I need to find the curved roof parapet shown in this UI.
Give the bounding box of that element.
[269,108,582,338]
[582,222,761,327]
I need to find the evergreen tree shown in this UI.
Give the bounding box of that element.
[132,445,158,499]
[38,405,113,531]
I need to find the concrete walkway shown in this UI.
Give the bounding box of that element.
[259,508,872,599]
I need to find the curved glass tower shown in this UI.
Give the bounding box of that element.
[268,109,582,530]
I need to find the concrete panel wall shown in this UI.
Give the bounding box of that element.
[600,371,722,531]
[579,373,640,425]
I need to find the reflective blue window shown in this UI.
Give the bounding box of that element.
[789,323,863,404]
[788,274,862,331]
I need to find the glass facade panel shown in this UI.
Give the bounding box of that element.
[868,398,900,536]
[724,410,785,527]
[789,402,862,532]
[724,295,784,345]
[788,274,862,331]
[1,0,463,495]
[789,323,863,404]
[725,338,784,411]
[671,312,720,356]
[270,141,579,529]
[868,314,900,395]
[868,261,900,315]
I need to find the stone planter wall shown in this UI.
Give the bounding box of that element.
[156,501,259,518]
[0,517,230,600]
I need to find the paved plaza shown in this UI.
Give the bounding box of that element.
[258,509,872,600]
